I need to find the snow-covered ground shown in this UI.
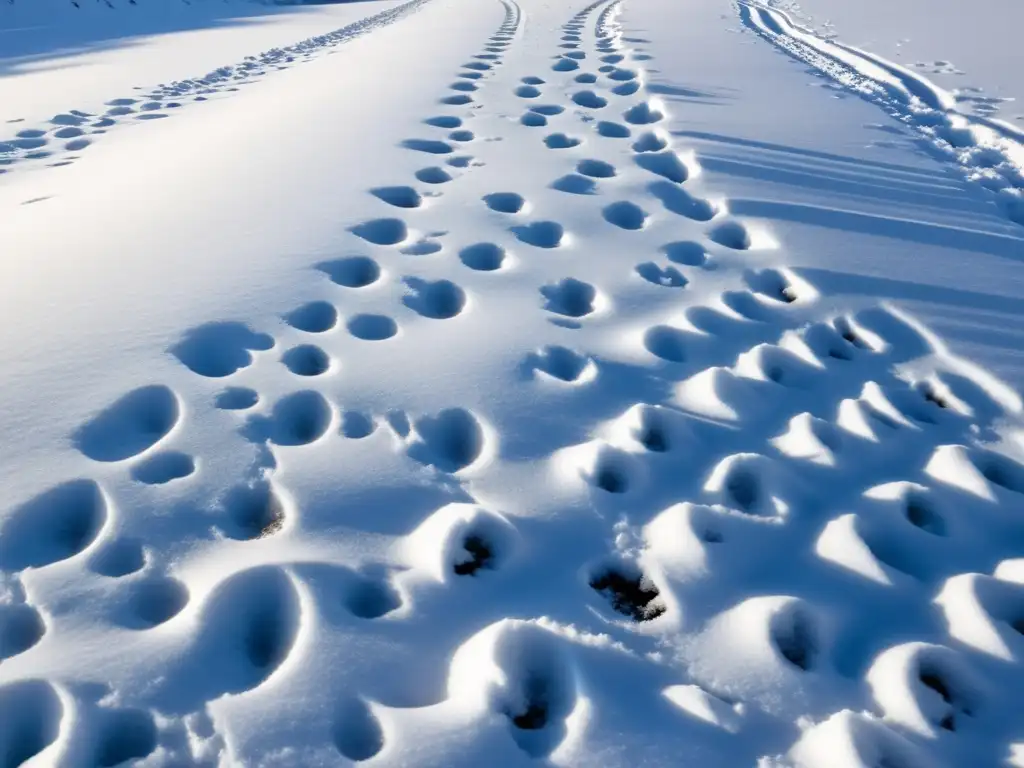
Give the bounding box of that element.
[1,0,1024,765]
[766,0,1024,125]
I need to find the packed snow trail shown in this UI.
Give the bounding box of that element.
[2,0,1024,766]
[739,1,1024,227]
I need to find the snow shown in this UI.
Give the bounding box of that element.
[766,0,1024,125]
[1,0,1024,765]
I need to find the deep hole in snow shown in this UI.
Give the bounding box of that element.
[773,611,817,671]
[453,534,495,576]
[590,568,666,621]
[905,494,946,535]
[95,710,157,767]
[725,468,761,513]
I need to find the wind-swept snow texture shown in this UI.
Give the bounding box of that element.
[1,0,1024,765]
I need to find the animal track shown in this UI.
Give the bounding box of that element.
[409,408,487,473]
[73,384,180,462]
[577,158,617,178]
[633,130,669,152]
[590,562,667,621]
[319,256,382,288]
[348,314,399,340]
[552,174,598,195]
[662,240,707,265]
[93,708,159,766]
[131,451,195,484]
[637,262,687,287]
[597,120,631,138]
[282,344,332,376]
[771,601,820,671]
[707,219,752,250]
[401,138,453,155]
[218,479,287,540]
[416,166,453,184]
[371,186,423,209]
[516,85,542,98]
[450,621,578,759]
[572,90,608,109]
[624,100,665,125]
[172,322,274,377]
[649,181,717,221]
[459,242,507,271]
[644,325,689,362]
[635,150,690,183]
[247,391,332,446]
[406,503,516,580]
[0,680,63,768]
[124,577,189,629]
[424,115,462,129]
[332,699,384,762]
[183,567,301,697]
[603,200,649,230]
[528,345,594,383]
[350,218,409,246]
[215,387,259,410]
[0,480,107,570]
[0,603,45,661]
[541,278,598,318]
[512,221,566,248]
[544,133,582,149]
[484,192,527,214]
[285,300,338,333]
[402,277,467,319]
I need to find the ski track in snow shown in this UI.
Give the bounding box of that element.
[738,1,1024,229]
[4,0,1024,765]
[0,0,433,175]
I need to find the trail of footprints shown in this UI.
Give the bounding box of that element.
[0,0,432,175]
[3,0,1024,764]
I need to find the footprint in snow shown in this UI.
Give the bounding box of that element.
[72,384,180,461]
[484,192,527,214]
[541,278,599,319]
[285,300,338,333]
[348,314,399,341]
[171,322,274,378]
[319,255,381,288]
[512,220,566,248]
[572,90,608,109]
[545,133,582,149]
[402,277,467,320]
[459,242,508,271]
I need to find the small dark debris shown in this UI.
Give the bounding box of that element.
[590,569,665,621]
[512,703,548,730]
[920,672,952,702]
[453,535,494,575]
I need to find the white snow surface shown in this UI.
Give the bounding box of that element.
[1,0,1024,765]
